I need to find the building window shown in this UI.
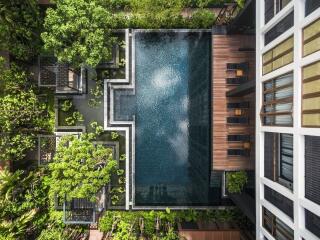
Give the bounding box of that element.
[262,207,294,240]
[305,209,320,238]
[279,133,293,183]
[264,132,293,190]
[305,136,320,205]
[264,185,294,219]
[305,0,320,16]
[265,11,294,45]
[262,37,294,75]
[303,17,320,57]
[302,61,320,127]
[265,0,291,23]
[261,73,293,126]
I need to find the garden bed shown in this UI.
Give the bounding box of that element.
[97,32,126,80]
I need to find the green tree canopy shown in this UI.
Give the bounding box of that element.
[0,0,41,60]
[47,134,117,201]
[41,0,123,68]
[0,58,51,163]
[0,169,49,239]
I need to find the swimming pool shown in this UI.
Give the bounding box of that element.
[133,31,216,206]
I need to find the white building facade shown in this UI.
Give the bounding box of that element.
[256,0,320,239]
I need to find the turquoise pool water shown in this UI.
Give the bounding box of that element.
[134,31,218,206]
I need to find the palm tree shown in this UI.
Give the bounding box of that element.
[0,169,38,239]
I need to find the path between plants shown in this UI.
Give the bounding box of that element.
[89,229,104,240]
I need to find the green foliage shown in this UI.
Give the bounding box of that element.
[226,171,248,194]
[111,131,120,140]
[99,209,241,239]
[37,226,86,240]
[0,134,35,163]
[90,121,104,136]
[188,9,216,28]
[128,0,219,29]
[61,100,72,112]
[47,134,118,201]
[120,154,126,161]
[0,90,47,132]
[0,58,27,94]
[37,228,70,240]
[0,169,50,239]
[185,0,243,8]
[42,0,120,67]
[118,58,126,68]
[65,111,84,126]
[130,0,185,28]
[88,80,103,108]
[0,0,41,60]
[0,60,52,162]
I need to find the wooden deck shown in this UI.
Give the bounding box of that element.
[179,230,240,240]
[178,221,241,240]
[212,34,255,171]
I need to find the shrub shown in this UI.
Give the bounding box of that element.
[61,100,72,112]
[188,9,216,28]
[226,171,248,194]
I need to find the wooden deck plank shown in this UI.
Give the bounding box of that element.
[212,34,255,171]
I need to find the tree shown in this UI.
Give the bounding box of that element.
[47,134,117,201]
[41,0,122,68]
[0,58,51,163]
[0,0,41,60]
